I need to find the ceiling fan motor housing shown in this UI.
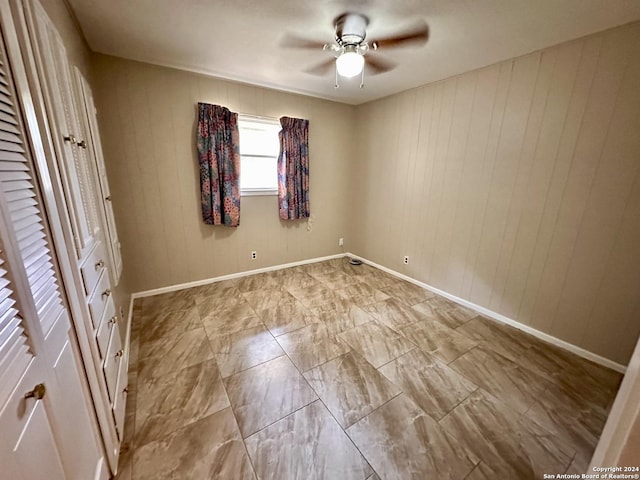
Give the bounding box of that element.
[335,13,368,45]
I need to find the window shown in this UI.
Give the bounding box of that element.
[238,116,280,196]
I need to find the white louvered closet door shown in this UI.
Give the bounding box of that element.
[26,0,102,261]
[0,4,102,479]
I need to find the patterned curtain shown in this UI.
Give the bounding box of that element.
[278,116,310,220]
[196,103,241,226]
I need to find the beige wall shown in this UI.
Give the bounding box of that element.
[91,54,355,293]
[350,22,640,364]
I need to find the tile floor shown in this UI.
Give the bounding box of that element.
[115,258,623,480]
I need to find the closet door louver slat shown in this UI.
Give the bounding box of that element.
[0,255,32,411]
[0,36,63,337]
[0,34,32,410]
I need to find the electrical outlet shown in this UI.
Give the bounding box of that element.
[251,251,257,260]
[403,256,409,265]
[338,237,344,247]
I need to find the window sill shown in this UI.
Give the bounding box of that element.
[241,189,278,197]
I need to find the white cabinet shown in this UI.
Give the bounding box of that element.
[0,3,106,478]
[13,0,128,474]
[74,69,122,285]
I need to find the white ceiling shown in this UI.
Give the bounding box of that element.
[67,0,640,105]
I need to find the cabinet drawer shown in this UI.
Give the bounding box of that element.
[103,321,123,403]
[112,348,128,440]
[96,297,116,359]
[80,242,107,296]
[88,272,111,330]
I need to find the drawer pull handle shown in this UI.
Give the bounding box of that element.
[108,316,118,325]
[102,289,111,299]
[63,134,76,144]
[105,196,112,202]
[95,260,105,269]
[24,383,46,400]
[77,140,88,149]
[115,349,124,358]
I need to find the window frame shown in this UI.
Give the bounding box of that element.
[238,115,280,197]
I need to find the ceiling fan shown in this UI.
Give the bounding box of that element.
[284,13,429,88]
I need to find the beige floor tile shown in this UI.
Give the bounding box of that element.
[363,298,426,331]
[257,300,320,336]
[137,326,214,380]
[243,287,297,311]
[135,361,229,447]
[209,325,285,377]
[455,315,541,362]
[411,300,439,317]
[235,272,281,292]
[310,297,366,315]
[517,342,622,410]
[309,269,364,289]
[378,349,477,420]
[440,389,574,479]
[380,281,435,306]
[524,387,607,462]
[449,346,549,414]
[141,289,196,317]
[564,450,592,476]
[191,279,239,305]
[314,306,375,333]
[245,400,372,480]
[433,305,478,328]
[422,295,458,310]
[401,318,477,364]
[335,282,390,306]
[202,309,264,338]
[298,261,338,275]
[347,394,476,480]
[356,269,398,290]
[338,321,416,368]
[276,322,351,372]
[288,284,348,308]
[138,307,202,345]
[196,286,249,315]
[304,352,402,428]
[224,355,317,437]
[133,408,255,480]
[277,271,322,290]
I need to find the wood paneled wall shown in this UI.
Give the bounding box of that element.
[350,22,640,364]
[92,55,355,293]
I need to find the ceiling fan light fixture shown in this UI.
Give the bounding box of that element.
[336,49,364,77]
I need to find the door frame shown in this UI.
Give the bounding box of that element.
[590,334,640,468]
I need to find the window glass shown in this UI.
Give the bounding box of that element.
[238,117,280,195]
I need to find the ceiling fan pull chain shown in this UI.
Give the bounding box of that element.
[360,65,365,89]
[334,63,339,89]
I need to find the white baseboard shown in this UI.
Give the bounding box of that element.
[131,253,345,299]
[346,252,627,374]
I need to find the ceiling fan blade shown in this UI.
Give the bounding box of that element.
[280,33,327,49]
[304,59,335,76]
[370,22,429,49]
[365,54,396,75]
